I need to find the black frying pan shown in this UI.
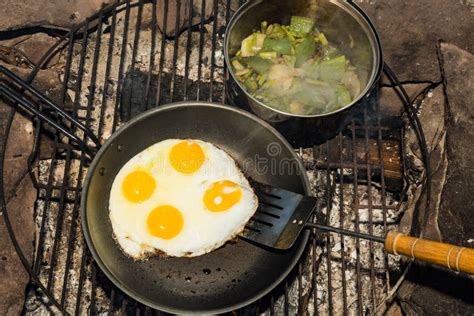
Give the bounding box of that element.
[81,102,310,313]
[0,66,310,312]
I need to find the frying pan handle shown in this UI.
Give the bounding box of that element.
[0,65,100,158]
[385,232,474,275]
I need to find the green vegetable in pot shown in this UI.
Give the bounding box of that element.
[240,34,256,57]
[261,21,268,33]
[267,23,286,38]
[262,37,292,55]
[231,59,245,71]
[316,55,347,81]
[240,33,266,57]
[230,16,361,115]
[289,16,315,37]
[259,51,278,59]
[334,85,352,107]
[295,36,316,67]
[242,56,272,75]
[318,32,329,46]
[244,77,258,93]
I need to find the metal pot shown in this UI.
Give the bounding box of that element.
[224,0,383,145]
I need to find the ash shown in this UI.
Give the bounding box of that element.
[25,1,402,314]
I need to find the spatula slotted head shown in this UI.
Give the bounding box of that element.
[240,182,316,250]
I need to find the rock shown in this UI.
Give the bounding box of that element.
[156,0,189,36]
[415,86,446,154]
[0,171,37,315]
[0,66,34,201]
[379,83,431,117]
[438,42,474,245]
[378,83,434,234]
[2,112,34,202]
[0,62,69,312]
[0,62,68,161]
[385,301,403,316]
[0,52,73,314]
[398,265,474,315]
[355,0,473,82]
[405,85,446,240]
[1,33,60,67]
[193,0,215,25]
[397,43,474,316]
[419,86,447,241]
[223,0,241,13]
[0,63,38,314]
[0,45,34,69]
[0,0,113,31]
[156,0,215,37]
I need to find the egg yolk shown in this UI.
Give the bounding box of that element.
[203,180,242,212]
[122,170,156,203]
[147,205,184,239]
[169,140,205,174]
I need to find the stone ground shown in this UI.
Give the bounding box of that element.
[0,0,473,314]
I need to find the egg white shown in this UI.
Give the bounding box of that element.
[109,139,258,259]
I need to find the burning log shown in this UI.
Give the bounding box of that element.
[312,136,403,192]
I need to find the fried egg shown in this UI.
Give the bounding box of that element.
[109,139,258,259]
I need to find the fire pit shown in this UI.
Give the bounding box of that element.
[0,0,433,314]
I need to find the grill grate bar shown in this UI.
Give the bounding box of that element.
[91,262,98,314]
[143,0,157,111]
[376,97,391,292]
[169,0,181,102]
[31,31,77,276]
[108,288,116,314]
[298,262,303,314]
[68,18,102,311]
[32,147,59,274]
[312,233,319,316]
[222,0,232,103]
[183,0,194,100]
[37,184,81,192]
[59,199,81,306]
[75,245,88,314]
[351,119,363,316]
[33,33,74,274]
[311,162,384,170]
[63,10,106,310]
[338,132,349,314]
[98,6,118,139]
[112,0,131,132]
[125,0,144,119]
[324,142,334,314]
[208,0,219,102]
[45,18,90,294]
[355,204,398,210]
[131,0,144,70]
[196,0,206,100]
[363,106,377,311]
[154,0,168,107]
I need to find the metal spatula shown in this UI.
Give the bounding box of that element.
[240,182,474,275]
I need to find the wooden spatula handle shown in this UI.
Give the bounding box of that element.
[385,231,474,274]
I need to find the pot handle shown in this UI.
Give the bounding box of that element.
[0,65,100,158]
[385,232,474,274]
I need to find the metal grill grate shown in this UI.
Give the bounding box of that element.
[2,0,412,314]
